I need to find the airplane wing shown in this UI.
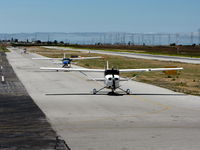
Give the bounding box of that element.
[52,61,63,64]
[40,67,105,72]
[33,56,102,60]
[119,67,183,72]
[40,67,183,72]
[32,58,63,60]
[70,56,102,60]
[87,78,105,81]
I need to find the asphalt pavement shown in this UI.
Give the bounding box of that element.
[0,51,70,150]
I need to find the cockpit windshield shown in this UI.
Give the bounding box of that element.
[105,69,119,76]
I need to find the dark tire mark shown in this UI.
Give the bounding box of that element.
[0,52,70,150]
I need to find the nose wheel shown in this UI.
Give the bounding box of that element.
[126,89,130,94]
[93,88,97,94]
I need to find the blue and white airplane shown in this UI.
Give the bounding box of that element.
[32,54,102,68]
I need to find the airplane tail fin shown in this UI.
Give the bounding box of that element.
[106,61,109,70]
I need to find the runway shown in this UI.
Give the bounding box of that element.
[45,46,200,64]
[7,47,200,150]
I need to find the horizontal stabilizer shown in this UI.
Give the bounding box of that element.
[40,67,105,72]
[33,56,102,61]
[52,61,63,64]
[32,58,62,60]
[120,78,130,81]
[71,56,102,60]
[87,78,105,81]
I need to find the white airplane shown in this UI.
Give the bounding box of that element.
[32,53,102,68]
[40,62,183,95]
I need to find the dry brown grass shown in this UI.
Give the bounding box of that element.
[27,46,200,96]
[0,46,9,52]
[66,44,200,57]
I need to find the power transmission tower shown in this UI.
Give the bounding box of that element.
[190,32,194,45]
[34,33,38,42]
[198,28,200,45]
[168,34,171,45]
[131,33,135,45]
[176,33,179,45]
[47,34,50,42]
[158,34,161,45]
[141,34,144,45]
[152,34,155,45]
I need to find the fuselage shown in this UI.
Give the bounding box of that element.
[62,58,72,65]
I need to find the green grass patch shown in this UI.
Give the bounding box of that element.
[0,47,9,52]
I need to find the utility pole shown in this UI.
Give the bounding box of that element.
[103,33,106,44]
[190,32,194,45]
[176,33,179,45]
[131,33,135,45]
[47,34,50,42]
[158,34,161,45]
[141,34,144,45]
[168,34,171,45]
[35,33,37,42]
[152,34,155,46]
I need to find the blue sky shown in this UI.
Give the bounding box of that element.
[0,0,199,33]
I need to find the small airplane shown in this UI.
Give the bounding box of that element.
[40,62,183,95]
[32,53,102,68]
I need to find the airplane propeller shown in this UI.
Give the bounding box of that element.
[112,68,116,91]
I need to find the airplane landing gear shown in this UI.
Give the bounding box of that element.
[92,87,106,95]
[126,89,130,94]
[93,88,97,94]
[118,87,131,95]
[91,87,131,95]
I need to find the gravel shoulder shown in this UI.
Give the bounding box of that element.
[0,52,69,150]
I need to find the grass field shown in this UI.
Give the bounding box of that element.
[0,47,9,52]
[64,44,200,58]
[27,46,200,96]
